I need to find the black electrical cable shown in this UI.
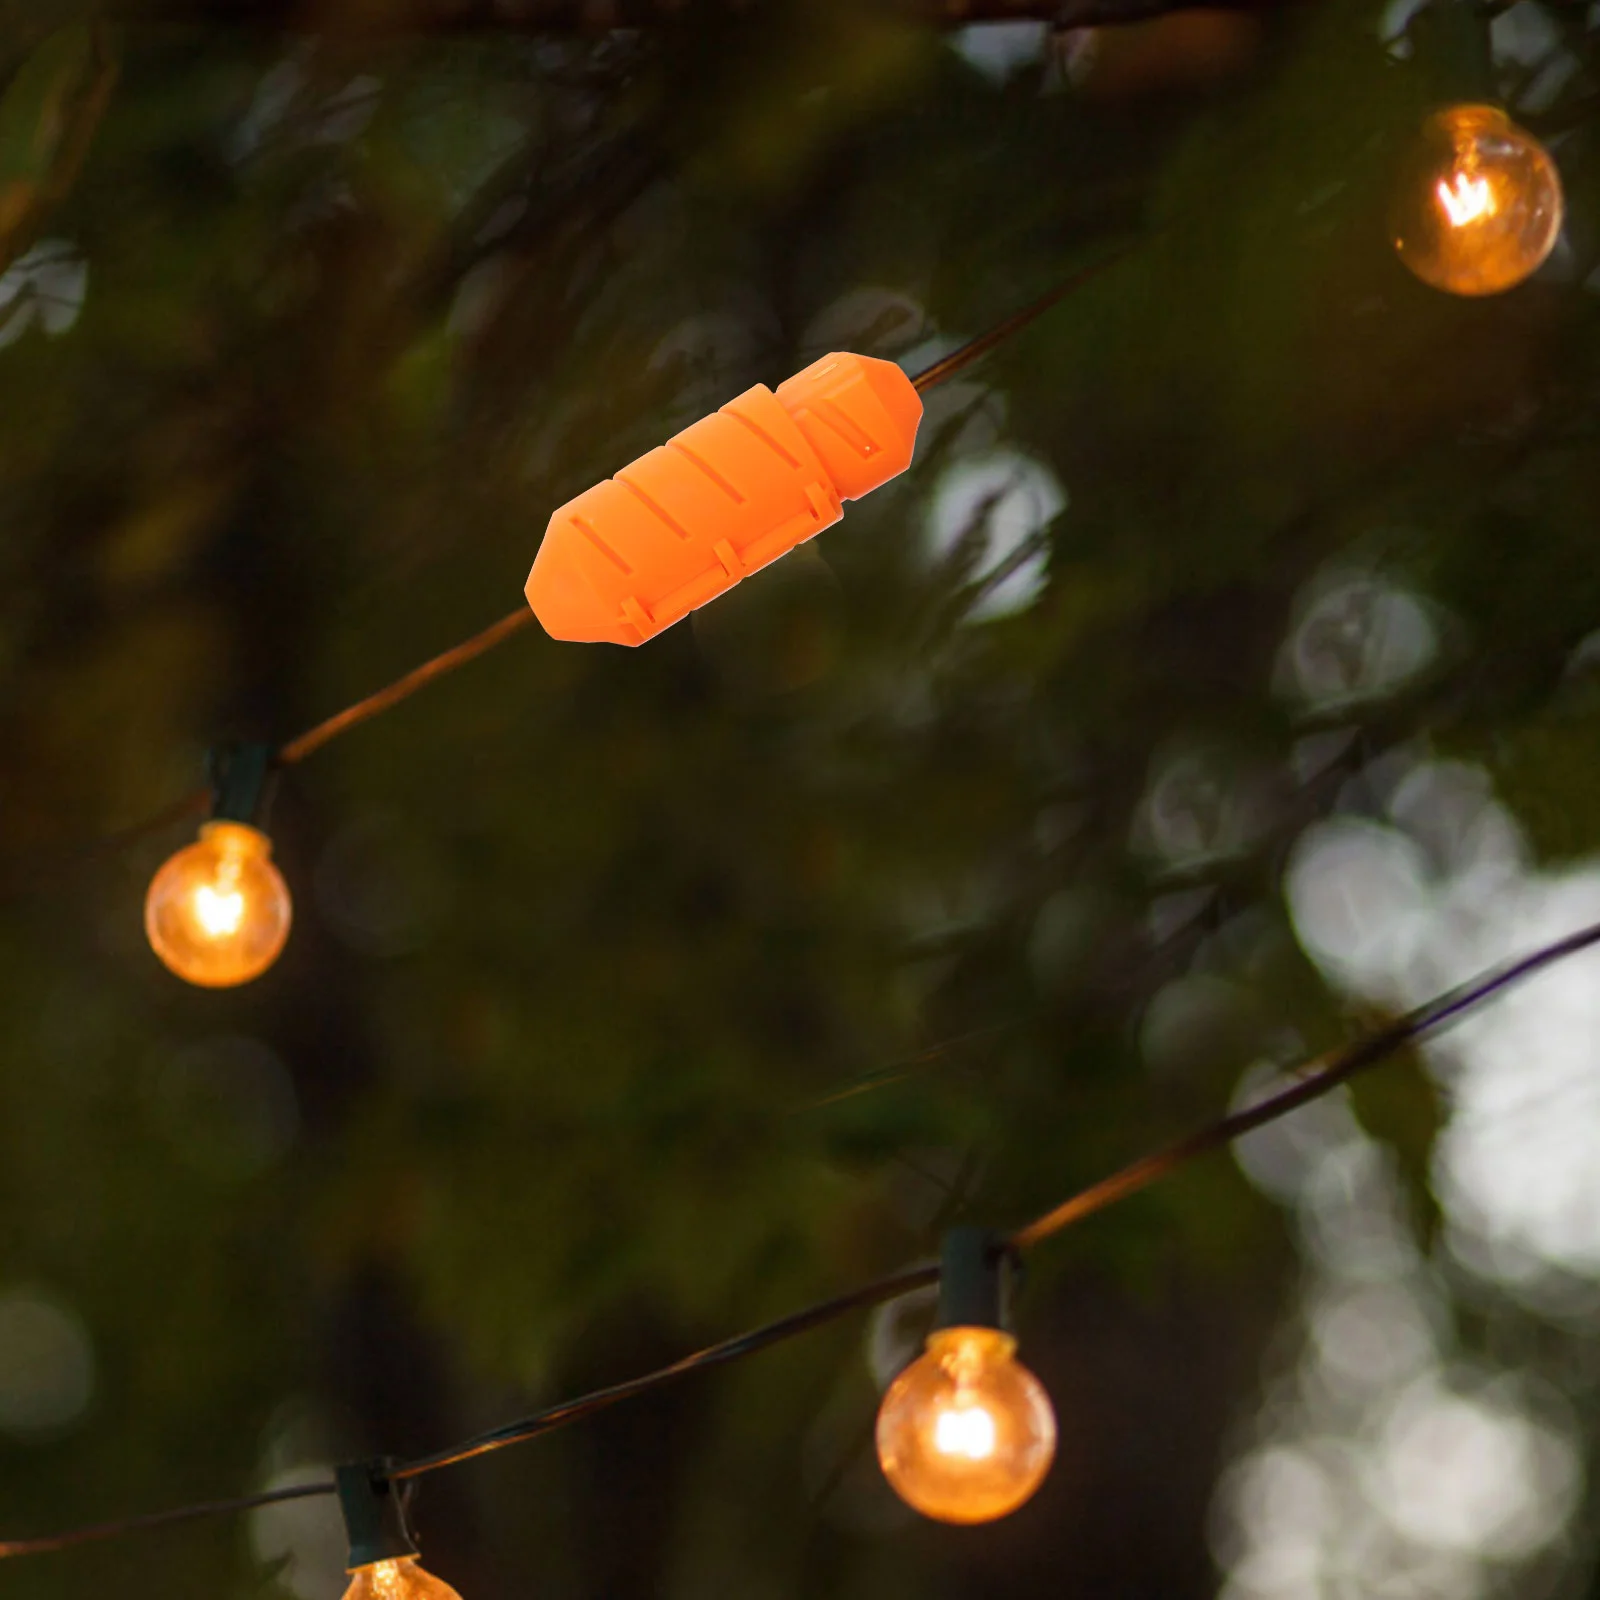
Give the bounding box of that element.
[6,911,1600,1561]
[909,242,1137,393]
[0,1480,336,1559]
[389,1261,941,1479]
[1013,914,1600,1247]
[5,241,1139,902]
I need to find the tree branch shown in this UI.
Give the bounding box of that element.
[0,26,118,279]
[104,0,1286,35]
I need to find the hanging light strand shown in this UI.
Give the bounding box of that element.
[907,241,1137,394]
[275,607,539,767]
[5,909,1599,1561]
[389,1261,942,1479]
[0,1480,336,1560]
[8,243,1138,909]
[1011,912,1600,1248]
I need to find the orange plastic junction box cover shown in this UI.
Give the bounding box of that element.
[525,351,923,646]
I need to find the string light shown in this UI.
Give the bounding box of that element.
[145,823,291,987]
[1393,103,1563,296]
[336,1466,462,1600]
[0,7,1588,1556]
[4,917,1600,1564]
[877,1327,1056,1522]
[16,224,1598,1561]
[875,1231,1056,1523]
[1,251,1138,921]
[7,227,1592,1558]
[144,747,291,988]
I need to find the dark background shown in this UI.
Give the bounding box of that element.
[2,1,1600,1596]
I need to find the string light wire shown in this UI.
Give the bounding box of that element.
[0,1481,336,1559]
[6,910,1600,1561]
[908,242,1136,394]
[387,1262,943,1479]
[0,30,1577,1560]
[4,242,1137,902]
[275,607,538,767]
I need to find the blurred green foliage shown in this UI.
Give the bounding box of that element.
[2,1,1600,1596]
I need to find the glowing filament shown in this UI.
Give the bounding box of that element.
[370,1562,410,1600]
[935,1404,998,1461]
[341,1557,465,1600]
[193,880,245,937]
[1438,171,1494,229]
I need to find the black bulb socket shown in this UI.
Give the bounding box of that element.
[336,1461,419,1570]
[934,1227,1017,1334]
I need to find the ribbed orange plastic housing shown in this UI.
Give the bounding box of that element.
[525,352,923,646]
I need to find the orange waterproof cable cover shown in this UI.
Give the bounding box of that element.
[525,351,923,646]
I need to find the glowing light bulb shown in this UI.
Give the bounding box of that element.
[1393,103,1563,296]
[144,820,291,987]
[875,1325,1056,1524]
[341,1557,465,1600]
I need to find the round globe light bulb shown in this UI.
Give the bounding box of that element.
[1393,103,1563,296]
[144,820,292,987]
[342,1557,464,1600]
[875,1325,1056,1524]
